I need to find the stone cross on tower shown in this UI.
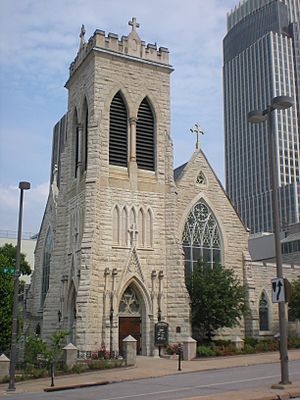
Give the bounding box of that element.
[128,17,140,33]
[190,123,205,150]
[79,24,86,49]
[128,224,138,248]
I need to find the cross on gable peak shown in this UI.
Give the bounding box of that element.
[190,123,205,150]
[128,17,140,33]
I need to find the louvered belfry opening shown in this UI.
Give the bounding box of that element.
[136,98,155,171]
[109,91,128,167]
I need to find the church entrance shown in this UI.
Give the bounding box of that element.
[119,317,141,354]
[118,285,142,355]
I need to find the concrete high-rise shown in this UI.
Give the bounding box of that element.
[223,0,300,233]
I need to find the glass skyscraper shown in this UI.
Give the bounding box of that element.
[223,0,300,233]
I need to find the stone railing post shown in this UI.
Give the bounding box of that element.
[63,343,78,369]
[231,336,244,351]
[122,335,137,366]
[182,337,197,360]
[0,354,10,381]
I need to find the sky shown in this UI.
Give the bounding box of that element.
[0,0,238,235]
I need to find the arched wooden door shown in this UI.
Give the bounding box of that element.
[118,285,142,355]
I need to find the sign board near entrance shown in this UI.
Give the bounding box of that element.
[155,321,169,346]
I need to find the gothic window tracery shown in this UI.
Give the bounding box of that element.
[182,200,222,276]
[119,286,141,315]
[41,228,53,306]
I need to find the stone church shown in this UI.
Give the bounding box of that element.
[26,19,300,355]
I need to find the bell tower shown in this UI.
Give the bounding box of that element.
[32,19,190,355]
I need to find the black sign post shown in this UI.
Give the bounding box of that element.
[155,321,169,357]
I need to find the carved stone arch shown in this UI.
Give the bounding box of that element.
[258,290,271,331]
[118,277,152,316]
[112,204,121,244]
[145,207,154,248]
[196,171,207,185]
[181,197,223,274]
[105,84,133,118]
[138,207,145,247]
[134,92,161,124]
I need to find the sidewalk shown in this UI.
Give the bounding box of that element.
[0,350,300,399]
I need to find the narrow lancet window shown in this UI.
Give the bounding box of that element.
[136,97,155,171]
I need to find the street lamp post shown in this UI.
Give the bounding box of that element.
[8,181,31,392]
[248,95,293,385]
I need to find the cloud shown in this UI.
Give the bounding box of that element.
[0,0,236,232]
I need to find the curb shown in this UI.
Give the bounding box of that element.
[43,380,110,392]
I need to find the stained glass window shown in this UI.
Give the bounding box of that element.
[41,228,53,306]
[259,292,269,331]
[182,200,222,276]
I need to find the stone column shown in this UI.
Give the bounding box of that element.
[182,337,197,360]
[129,117,137,162]
[63,343,78,369]
[0,354,9,381]
[122,335,137,366]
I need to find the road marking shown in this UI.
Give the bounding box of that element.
[97,372,300,400]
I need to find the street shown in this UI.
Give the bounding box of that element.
[3,360,300,400]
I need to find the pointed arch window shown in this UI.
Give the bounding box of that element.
[41,228,53,306]
[83,99,88,171]
[74,109,79,178]
[136,97,155,171]
[109,92,128,167]
[182,200,222,277]
[259,292,269,331]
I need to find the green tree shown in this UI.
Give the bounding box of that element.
[0,244,31,353]
[186,262,247,341]
[288,277,300,321]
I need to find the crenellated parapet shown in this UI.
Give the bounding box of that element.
[69,17,170,77]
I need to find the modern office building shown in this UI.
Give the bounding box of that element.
[223,0,300,233]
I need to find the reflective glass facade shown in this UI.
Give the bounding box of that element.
[224,0,300,233]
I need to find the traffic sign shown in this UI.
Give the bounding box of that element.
[271,278,285,303]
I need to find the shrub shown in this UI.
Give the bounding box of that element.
[288,337,300,349]
[197,345,216,357]
[255,339,278,352]
[244,337,259,348]
[71,363,87,374]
